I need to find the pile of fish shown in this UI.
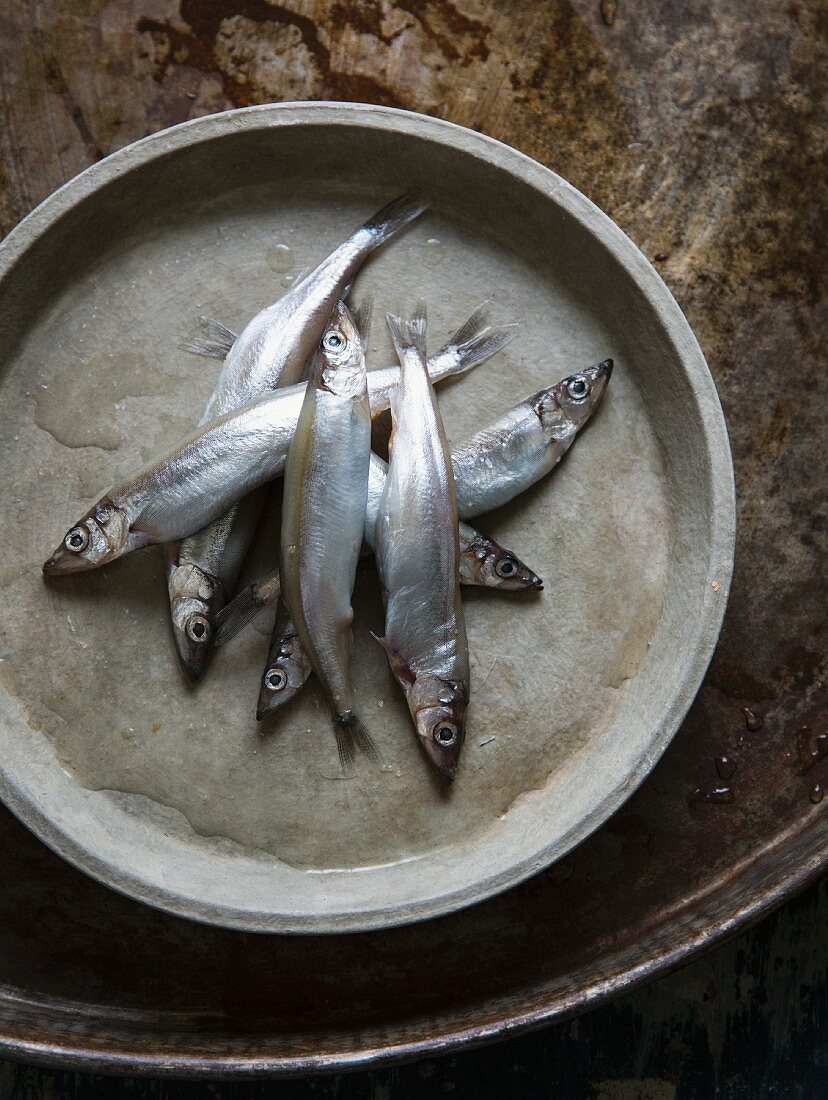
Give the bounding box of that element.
[43,193,612,784]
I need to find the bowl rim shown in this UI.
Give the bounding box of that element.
[0,101,736,934]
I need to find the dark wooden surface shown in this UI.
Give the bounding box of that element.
[0,0,825,1094]
[0,877,825,1098]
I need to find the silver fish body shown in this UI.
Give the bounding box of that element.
[280,302,377,768]
[375,309,470,783]
[42,318,512,576]
[169,294,508,679]
[451,361,614,519]
[169,192,428,679]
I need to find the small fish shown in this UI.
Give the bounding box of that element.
[169,301,512,679]
[215,521,541,649]
[457,531,543,590]
[170,191,429,680]
[280,301,378,769]
[451,361,614,518]
[42,313,514,576]
[375,307,470,784]
[214,477,541,650]
[256,598,313,721]
[235,515,541,721]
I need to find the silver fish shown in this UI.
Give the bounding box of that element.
[257,598,313,721]
[42,311,513,575]
[216,364,614,714]
[237,517,540,723]
[451,361,614,518]
[169,192,428,680]
[375,308,470,784]
[169,296,509,679]
[280,301,378,768]
[213,462,543,650]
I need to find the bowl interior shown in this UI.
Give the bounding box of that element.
[0,108,731,931]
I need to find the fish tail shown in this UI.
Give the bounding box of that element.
[386,304,428,359]
[213,575,280,647]
[362,191,430,247]
[452,314,518,371]
[333,710,382,772]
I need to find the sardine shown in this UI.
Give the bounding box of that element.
[375,308,470,784]
[169,297,510,678]
[213,457,543,649]
[244,513,541,722]
[217,365,614,716]
[280,301,378,768]
[451,361,614,518]
[256,598,313,721]
[169,192,428,680]
[42,311,514,575]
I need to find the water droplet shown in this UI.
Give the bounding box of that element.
[280,273,296,288]
[688,786,735,805]
[715,755,737,780]
[794,729,828,775]
[266,243,293,273]
[422,238,445,269]
[742,707,763,731]
[809,783,824,805]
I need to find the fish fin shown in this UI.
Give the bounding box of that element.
[131,495,176,539]
[179,317,238,359]
[333,711,382,772]
[386,304,427,359]
[362,191,429,247]
[214,577,279,647]
[351,296,373,351]
[446,303,518,372]
[371,632,415,689]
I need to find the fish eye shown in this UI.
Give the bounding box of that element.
[64,526,89,553]
[264,666,288,692]
[495,556,517,578]
[323,329,346,352]
[433,721,458,746]
[566,375,590,402]
[186,615,212,643]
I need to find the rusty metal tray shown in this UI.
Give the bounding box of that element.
[0,103,823,1072]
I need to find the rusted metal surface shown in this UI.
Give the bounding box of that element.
[0,0,824,1075]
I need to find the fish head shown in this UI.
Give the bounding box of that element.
[316,301,365,395]
[256,635,312,720]
[167,563,223,682]
[459,533,544,592]
[409,675,469,784]
[533,359,614,438]
[42,499,134,575]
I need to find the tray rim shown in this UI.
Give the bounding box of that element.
[0,101,735,934]
[0,813,823,1078]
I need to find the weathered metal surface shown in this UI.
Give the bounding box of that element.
[0,0,823,1076]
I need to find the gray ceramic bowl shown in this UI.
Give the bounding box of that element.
[0,103,734,933]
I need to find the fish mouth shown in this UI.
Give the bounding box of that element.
[171,620,216,683]
[42,547,95,575]
[419,736,460,784]
[256,681,294,721]
[591,358,614,394]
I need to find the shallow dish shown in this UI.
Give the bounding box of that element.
[0,103,734,932]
